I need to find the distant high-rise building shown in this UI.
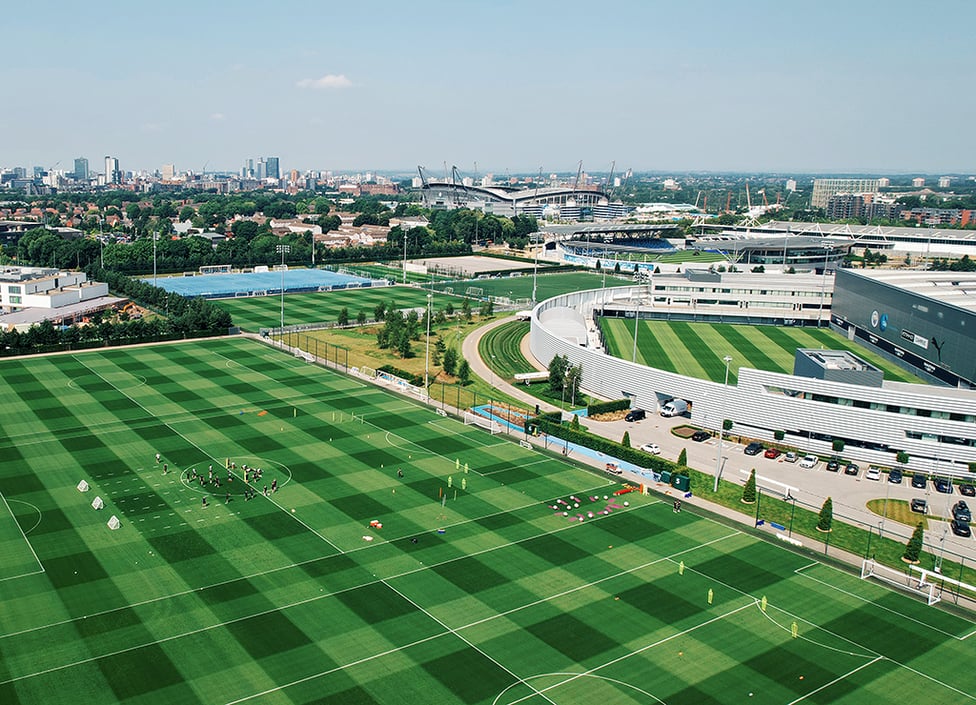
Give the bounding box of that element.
[938,176,951,188]
[786,179,797,192]
[104,156,121,184]
[811,178,879,209]
[33,166,46,179]
[877,177,891,188]
[74,157,89,181]
[912,177,925,188]
[266,157,280,180]
[256,159,266,180]
[161,164,176,180]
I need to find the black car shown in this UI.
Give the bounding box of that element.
[950,519,972,538]
[888,468,903,484]
[961,484,976,497]
[826,457,841,472]
[952,501,972,523]
[691,430,711,442]
[911,474,927,490]
[844,463,860,476]
[625,408,646,422]
[910,498,928,514]
[934,478,954,494]
[744,442,764,456]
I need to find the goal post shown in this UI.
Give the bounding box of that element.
[860,559,941,606]
[464,410,502,435]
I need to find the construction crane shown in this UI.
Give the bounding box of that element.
[416,165,430,189]
[450,165,467,208]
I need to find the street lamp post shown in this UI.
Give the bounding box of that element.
[276,244,291,334]
[532,243,539,303]
[713,355,733,492]
[631,295,640,363]
[787,494,797,538]
[879,477,891,538]
[424,293,432,393]
[153,232,158,287]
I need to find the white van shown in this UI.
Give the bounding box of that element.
[660,399,689,417]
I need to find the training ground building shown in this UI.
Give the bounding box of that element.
[530,284,976,477]
[0,266,119,332]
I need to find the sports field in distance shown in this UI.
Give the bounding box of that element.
[0,338,971,704]
[434,271,619,303]
[600,319,922,385]
[216,286,460,331]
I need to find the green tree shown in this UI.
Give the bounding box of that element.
[442,347,458,376]
[548,354,569,394]
[774,430,785,441]
[337,307,349,326]
[621,431,630,448]
[896,451,910,465]
[179,205,195,222]
[832,439,845,453]
[742,468,756,503]
[903,522,924,563]
[356,310,367,325]
[570,414,580,430]
[457,359,471,385]
[723,419,733,431]
[677,448,687,466]
[817,497,833,532]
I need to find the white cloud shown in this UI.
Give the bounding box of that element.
[296,74,353,90]
[210,113,225,121]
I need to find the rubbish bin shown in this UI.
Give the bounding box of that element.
[672,474,690,492]
[660,470,672,485]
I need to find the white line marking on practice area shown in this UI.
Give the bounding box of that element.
[0,492,44,575]
[784,657,884,705]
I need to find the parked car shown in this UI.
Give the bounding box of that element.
[844,463,860,476]
[961,484,976,497]
[640,443,661,455]
[799,455,819,469]
[783,451,798,463]
[764,448,782,459]
[934,477,954,494]
[625,408,646,422]
[952,501,972,523]
[865,466,882,481]
[691,430,711,442]
[826,457,841,472]
[911,474,927,490]
[950,519,972,538]
[744,442,765,456]
[888,468,903,484]
[910,498,928,514]
[605,463,623,476]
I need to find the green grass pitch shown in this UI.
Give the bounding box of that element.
[599,318,922,385]
[434,271,616,303]
[0,338,970,704]
[215,286,461,331]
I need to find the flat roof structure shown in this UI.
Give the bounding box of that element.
[842,269,976,314]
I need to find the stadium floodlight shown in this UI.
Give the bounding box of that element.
[424,293,432,394]
[277,244,291,334]
[714,355,732,493]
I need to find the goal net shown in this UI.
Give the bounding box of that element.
[860,559,941,606]
[464,410,502,435]
[200,264,233,275]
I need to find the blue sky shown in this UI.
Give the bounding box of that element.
[3,0,973,175]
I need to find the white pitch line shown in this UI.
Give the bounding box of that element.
[885,658,976,702]
[0,491,44,574]
[784,656,883,705]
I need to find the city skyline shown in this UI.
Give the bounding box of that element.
[3,0,974,175]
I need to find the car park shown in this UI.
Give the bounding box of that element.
[764,448,782,459]
[911,474,927,490]
[799,455,819,469]
[783,451,798,463]
[865,466,882,481]
[640,443,661,455]
[961,484,976,497]
[691,430,711,442]
[952,501,971,523]
[826,457,841,472]
[844,463,860,476]
[934,478,954,494]
[744,442,764,456]
[910,498,928,514]
[950,519,972,538]
[888,468,903,484]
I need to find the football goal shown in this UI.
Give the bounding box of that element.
[464,410,502,435]
[860,559,941,606]
[200,264,233,275]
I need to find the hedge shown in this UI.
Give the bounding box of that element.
[524,415,674,473]
[586,398,632,416]
[377,364,423,387]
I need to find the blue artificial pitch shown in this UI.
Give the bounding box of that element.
[144,269,375,298]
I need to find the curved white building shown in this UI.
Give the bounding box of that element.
[530,286,976,476]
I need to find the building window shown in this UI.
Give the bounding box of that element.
[9,296,21,304]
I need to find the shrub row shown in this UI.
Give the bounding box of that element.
[525,415,676,473]
[377,364,423,387]
[586,398,631,416]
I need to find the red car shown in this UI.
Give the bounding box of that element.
[764,448,782,459]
